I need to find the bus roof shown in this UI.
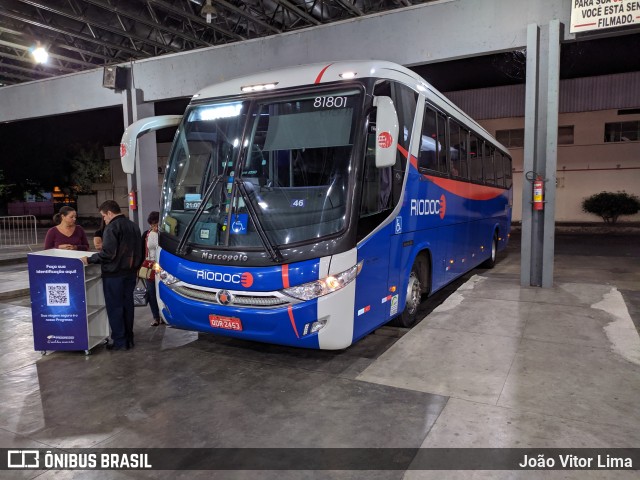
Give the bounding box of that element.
[192,60,508,155]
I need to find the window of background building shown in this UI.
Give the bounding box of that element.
[496,128,524,148]
[497,126,574,147]
[558,126,574,144]
[605,121,640,142]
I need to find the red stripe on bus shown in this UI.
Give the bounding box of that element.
[425,176,504,200]
[314,64,333,84]
[288,306,300,339]
[281,264,290,289]
[397,144,504,201]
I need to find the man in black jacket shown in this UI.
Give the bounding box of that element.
[82,200,143,350]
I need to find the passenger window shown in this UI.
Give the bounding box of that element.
[436,113,447,173]
[495,152,505,187]
[360,118,392,217]
[469,135,483,182]
[449,120,468,179]
[483,143,495,185]
[419,106,447,174]
[504,155,513,188]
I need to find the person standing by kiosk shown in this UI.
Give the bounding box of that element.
[141,211,161,326]
[82,200,143,351]
[44,206,90,251]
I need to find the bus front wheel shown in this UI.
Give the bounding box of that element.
[390,260,425,328]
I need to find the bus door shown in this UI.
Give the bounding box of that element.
[354,95,406,335]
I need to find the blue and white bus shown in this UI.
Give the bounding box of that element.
[121,60,512,350]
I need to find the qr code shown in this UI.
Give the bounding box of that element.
[46,283,70,306]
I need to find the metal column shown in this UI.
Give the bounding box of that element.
[521,20,562,288]
[541,20,561,288]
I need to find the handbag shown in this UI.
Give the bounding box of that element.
[138,231,156,280]
[138,260,155,280]
[133,279,149,307]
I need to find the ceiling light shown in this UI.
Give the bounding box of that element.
[201,0,217,23]
[31,46,48,64]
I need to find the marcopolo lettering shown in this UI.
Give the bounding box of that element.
[201,252,249,262]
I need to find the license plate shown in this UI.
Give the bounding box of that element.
[209,314,243,331]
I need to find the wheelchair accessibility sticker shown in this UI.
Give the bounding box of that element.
[395,217,403,234]
[230,214,248,235]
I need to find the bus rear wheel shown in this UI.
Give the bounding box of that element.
[482,232,498,269]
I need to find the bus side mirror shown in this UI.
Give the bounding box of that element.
[372,96,399,168]
[120,115,183,174]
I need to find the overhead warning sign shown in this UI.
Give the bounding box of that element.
[571,0,640,33]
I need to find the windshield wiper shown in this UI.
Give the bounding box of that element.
[176,174,225,256]
[235,180,283,264]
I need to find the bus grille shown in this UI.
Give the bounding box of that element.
[172,285,290,308]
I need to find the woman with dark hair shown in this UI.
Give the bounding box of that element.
[44,206,90,251]
[141,211,161,326]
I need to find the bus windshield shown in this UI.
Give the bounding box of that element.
[161,88,362,251]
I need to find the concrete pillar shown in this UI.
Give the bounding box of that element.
[521,20,562,288]
[122,87,159,232]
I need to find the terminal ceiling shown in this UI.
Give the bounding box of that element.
[0,0,433,87]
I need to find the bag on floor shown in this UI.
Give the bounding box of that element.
[133,279,148,307]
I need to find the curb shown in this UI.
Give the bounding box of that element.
[510,223,640,235]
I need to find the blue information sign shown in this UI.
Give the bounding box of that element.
[28,254,89,351]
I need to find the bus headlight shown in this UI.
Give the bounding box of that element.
[156,264,180,286]
[281,261,362,301]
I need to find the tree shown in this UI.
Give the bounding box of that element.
[0,170,12,213]
[582,191,640,224]
[68,143,111,194]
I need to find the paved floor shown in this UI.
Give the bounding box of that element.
[0,232,638,479]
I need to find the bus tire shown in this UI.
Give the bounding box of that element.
[482,232,498,269]
[390,258,427,328]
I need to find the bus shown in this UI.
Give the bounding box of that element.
[121,60,512,350]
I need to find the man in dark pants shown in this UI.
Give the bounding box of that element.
[82,200,143,351]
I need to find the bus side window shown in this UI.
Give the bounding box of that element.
[419,106,448,175]
[360,125,392,217]
[483,143,496,185]
[460,128,470,179]
[469,135,483,182]
[504,155,513,188]
[436,112,447,173]
[449,120,468,179]
[495,152,505,187]
[419,108,438,172]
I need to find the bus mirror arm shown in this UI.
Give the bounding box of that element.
[120,115,183,174]
[372,96,399,169]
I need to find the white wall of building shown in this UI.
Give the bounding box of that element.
[481,109,640,222]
